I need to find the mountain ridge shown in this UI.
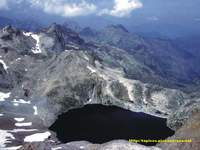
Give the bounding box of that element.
[80,25,200,88]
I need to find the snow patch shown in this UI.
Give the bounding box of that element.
[15,122,32,127]
[88,98,92,103]
[0,59,9,70]
[83,54,89,61]
[13,99,31,104]
[14,118,25,122]
[11,129,38,133]
[31,34,42,54]
[142,86,148,104]
[23,32,32,37]
[0,130,15,148]
[0,92,11,102]
[52,147,62,150]
[4,146,22,150]
[16,58,21,61]
[33,106,38,115]
[23,32,42,54]
[80,146,85,149]
[87,66,96,74]
[13,103,19,107]
[24,131,51,142]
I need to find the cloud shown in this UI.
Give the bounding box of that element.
[99,0,143,17]
[0,0,8,9]
[0,0,143,18]
[30,0,97,17]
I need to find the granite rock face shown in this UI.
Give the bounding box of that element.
[0,25,35,55]
[39,23,84,54]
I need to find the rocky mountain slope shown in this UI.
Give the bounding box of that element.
[0,24,199,149]
[80,25,200,89]
[158,101,200,150]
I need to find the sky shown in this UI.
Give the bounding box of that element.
[0,0,200,37]
[0,0,199,19]
[0,0,143,17]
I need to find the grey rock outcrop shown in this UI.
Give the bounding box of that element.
[167,99,200,130]
[39,23,84,53]
[0,25,35,54]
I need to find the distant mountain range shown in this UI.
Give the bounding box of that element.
[0,16,43,31]
[80,24,200,89]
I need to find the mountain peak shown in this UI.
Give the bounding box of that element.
[0,25,23,40]
[106,24,129,33]
[45,23,64,34]
[2,25,18,34]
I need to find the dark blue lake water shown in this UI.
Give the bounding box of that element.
[49,104,174,146]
